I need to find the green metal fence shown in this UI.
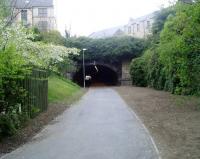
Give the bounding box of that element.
[0,69,48,118]
[22,69,48,118]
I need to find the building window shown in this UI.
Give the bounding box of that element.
[21,10,27,25]
[128,26,131,34]
[38,8,48,17]
[137,24,140,32]
[38,21,48,31]
[147,21,151,29]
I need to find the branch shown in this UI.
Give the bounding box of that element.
[4,0,33,28]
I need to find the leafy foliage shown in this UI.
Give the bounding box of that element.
[158,1,200,94]
[0,0,10,19]
[130,1,200,95]
[0,4,79,138]
[152,7,175,36]
[130,58,147,87]
[40,30,65,46]
[65,36,145,63]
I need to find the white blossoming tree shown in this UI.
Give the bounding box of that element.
[0,0,80,138]
[0,20,79,73]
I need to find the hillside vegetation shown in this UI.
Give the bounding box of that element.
[65,36,146,63]
[130,1,200,96]
[48,75,80,103]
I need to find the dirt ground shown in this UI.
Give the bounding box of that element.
[115,86,200,159]
[0,89,86,157]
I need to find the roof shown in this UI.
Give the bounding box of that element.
[89,12,156,39]
[127,12,155,25]
[89,26,125,39]
[13,0,53,8]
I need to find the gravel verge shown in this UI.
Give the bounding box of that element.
[115,86,200,159]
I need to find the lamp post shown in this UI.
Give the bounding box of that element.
[82,48,87,88]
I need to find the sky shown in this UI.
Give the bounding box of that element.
[54,0,171,36]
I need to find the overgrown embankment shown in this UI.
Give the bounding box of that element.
[0,75,85,155]
[128,3,200,157]
[48,75,81,103]
[130,1,200,96]
[0,1,82,155]
[0,1,79,142]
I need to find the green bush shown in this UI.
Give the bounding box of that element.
[65,36,145,63]
[30,106,41,118]
[130,57,147,87]
[130,1,200,96]
[144,49,166,90]
[0,45,30,138]
[0,112,29,139]
[158,2,200,95]
[0,114,19,138]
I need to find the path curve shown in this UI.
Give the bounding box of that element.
[1,88,159,159]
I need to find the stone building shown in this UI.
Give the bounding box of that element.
[89,12,155,39]
[124,13,154,38]
[89,26,125,39]
[13,0,56,31]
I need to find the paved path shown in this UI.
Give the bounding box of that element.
[1,88,159,159]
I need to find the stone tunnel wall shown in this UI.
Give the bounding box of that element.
[68,60,132,86]
[120,60,132,86]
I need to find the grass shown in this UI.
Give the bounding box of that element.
[48,75,81,103]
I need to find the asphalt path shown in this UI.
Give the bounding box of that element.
[1,88,160,159]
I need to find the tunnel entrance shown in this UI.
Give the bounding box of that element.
[73,64,118,87]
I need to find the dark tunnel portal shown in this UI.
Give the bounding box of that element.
[73,65,118,87]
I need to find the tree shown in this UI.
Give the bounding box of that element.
[158,1,200,94]
[178,0,193,4]
[0,0,32,28]
[40,30,65,46]
[130,1,200,95]
[152,7,175,36]
[0,0,10,19]
[65,36,145,63]
[130,57,147,87]
[0,0,80,138]
[65,25,71,39]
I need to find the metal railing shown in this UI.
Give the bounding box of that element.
[0,69,48,118]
